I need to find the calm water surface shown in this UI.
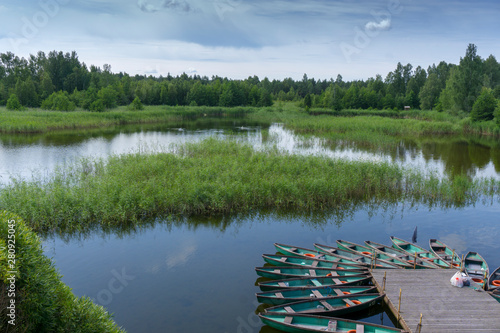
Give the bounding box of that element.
[1,120,500,332]
[42,203,500,333]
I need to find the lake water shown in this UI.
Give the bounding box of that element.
[1,120,500,332]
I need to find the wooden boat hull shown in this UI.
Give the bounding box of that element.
[259,313,409,333]
[429,239,462,268]
[314,243,401,269]
[464,252,489,289]
[258,275,373,292]
[365,240,440,269]
[262,254,369,271]
[255,266,368,280]
[390,236,450,268]
[256,285,377,305]
[264,293,385,317]
[488,266,500,291]
[336,239,413,268]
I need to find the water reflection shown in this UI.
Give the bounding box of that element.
[41,202,500,333]
[2,120,500,186]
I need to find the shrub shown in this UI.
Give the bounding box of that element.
[6,94,23,111]
[41,91,76,111]
[89,99,105,112]
[470,88,497,122]
[0,211,124,332]
[129,97,144,110]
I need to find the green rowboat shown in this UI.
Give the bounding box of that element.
[336,240,413,268]
[429,239,462,268]
[256,285,377,305]
[314,243,401,269]
[264,293,385,316]
[262,254,369,271]
[255,266,368,280]
[258,275,373,292]
[488,266,500,291]
[464,251,489,289]
[259,313,409,333]
[365,240,440,269]
[390,236,450,268]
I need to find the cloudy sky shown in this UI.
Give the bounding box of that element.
[0,0,499,81]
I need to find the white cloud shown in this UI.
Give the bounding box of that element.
[138,0,159,13]
[365,19,391,32]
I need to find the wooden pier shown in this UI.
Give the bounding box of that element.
[371,269,500,333]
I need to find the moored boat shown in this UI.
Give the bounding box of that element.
[314,243,401,269]
[464,252,489,289]
[262,254,369,271]
[255,266,368,280]
[488,266,500,291]
[258,275,373,292]
[365,240,440,269]
[390,236,450,268]
[336,239,413,268]
[264,293,385,316]
[429,239,462,268]
[258,313,409,333]
[256,285,377,305]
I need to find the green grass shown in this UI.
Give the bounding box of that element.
[0,105,258,133]
[1,139,498,233]
[0,211,124,333]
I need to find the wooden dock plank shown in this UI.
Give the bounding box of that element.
[371,269,500,333]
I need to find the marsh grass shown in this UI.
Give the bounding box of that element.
[1,139,498,233]
[0,211,124,332]
[0,105,259,133]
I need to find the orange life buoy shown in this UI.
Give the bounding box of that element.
[472,278,484,284]
[343,291,351,295]
[326,273,332,277]
[304,253,315,258]
[345,300,362,307]
[338,267,345,270]
[452,263,460,267]
[347,330,357,333]
[361,251,371,255]
[492,280,500,287]
[341,280,347,284]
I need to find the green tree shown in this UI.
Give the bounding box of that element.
[451,44,483,112]
[304,93,312,108]
[419,73,441,110]
[470,88,497,121]
[6,94,23,110]
[41,91,76,111]
[129,96,144,110]
[97,86,118,109]
[15,78,38,107]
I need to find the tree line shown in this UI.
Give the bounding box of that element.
[0,44,499,121]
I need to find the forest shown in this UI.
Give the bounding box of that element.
[0,44,499,122]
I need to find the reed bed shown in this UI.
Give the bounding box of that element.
[0,105,256,133]
[1,139,498,233]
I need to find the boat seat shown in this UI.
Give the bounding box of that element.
[466,258,484,263]
[311,261,319,268]
[398,241,410,246]
[319,300,334,310]
[278,282,288,287]
[311,279,322,286]
[356,324,365,332]
[284,316,293,324]
[311,290,323,298]
[309,269,316,276]
[275,292,284,298]
[342,298,356,307]
[333,288,345,296]
[284,306,295,313]
[279,257,287,262]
